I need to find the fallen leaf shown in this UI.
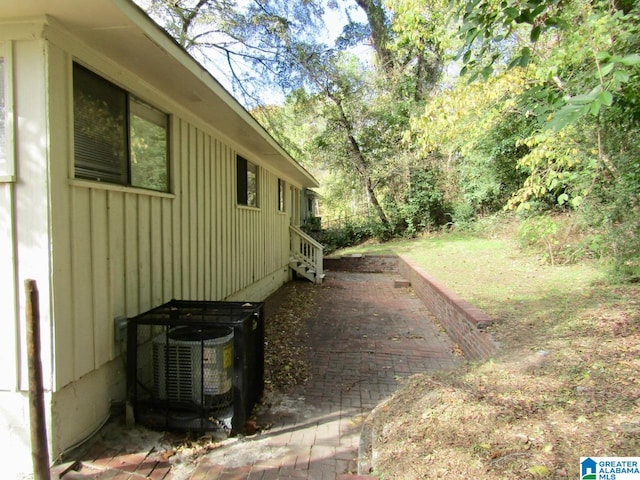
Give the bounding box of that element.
[528,465,550,477]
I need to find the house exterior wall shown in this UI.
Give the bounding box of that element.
[0,18,305,472]
[0,23,55,477]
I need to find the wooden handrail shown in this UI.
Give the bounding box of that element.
[290,225,324,283]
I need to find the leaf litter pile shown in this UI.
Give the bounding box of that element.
[263,280,316,392]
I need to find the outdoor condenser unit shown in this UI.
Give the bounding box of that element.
[127,300,264,434]
[152,326,233,407]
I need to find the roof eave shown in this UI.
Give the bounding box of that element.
[0,0,318,188]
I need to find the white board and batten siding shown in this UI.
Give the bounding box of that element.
[0,31,59,474]
[58,105,296,390]
[44,34,301,391]
[0,31,55,393]
[0,15,305,399]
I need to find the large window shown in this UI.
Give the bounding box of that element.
[236,155,258,207]
[73,63,169,192]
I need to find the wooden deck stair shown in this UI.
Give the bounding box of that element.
[289,225,324,284]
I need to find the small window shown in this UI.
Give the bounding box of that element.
[73,63,169,192]
[277,179,285,211]
[236,155,258,207]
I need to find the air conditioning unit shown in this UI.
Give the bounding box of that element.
[152,326,233,408]
[127,300,264,433]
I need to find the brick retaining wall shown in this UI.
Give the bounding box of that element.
[397,255,497,361]
[324,254,399,273]
[325,254,497,361]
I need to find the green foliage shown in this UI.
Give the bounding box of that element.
[385,167,451,235]
[517,215,560,265]
[320,216,389,253]
[141,0,640,280]
[448,202,475,228]
[453,0,564,79]
[540,4,640,131]
[505,124,598,212]
[384,0,450,95]
[579,102,640,281]
[411,69,528,156]
[457,111,534,213]
[410,69,532,221]
[419,0,640,279]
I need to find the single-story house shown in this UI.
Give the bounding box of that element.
[0,0,323,475]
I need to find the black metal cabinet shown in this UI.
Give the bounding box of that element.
[127,300,264,434]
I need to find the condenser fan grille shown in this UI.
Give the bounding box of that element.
[153,343,196,403]
[152,326,233,407]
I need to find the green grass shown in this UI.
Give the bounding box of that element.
[337,232,605,318]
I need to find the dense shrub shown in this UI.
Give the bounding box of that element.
[319,216,389,253]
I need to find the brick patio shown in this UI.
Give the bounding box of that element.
[52,271,462,480]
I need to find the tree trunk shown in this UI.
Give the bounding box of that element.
[363,169,389,226]
[354,0,394,75]
[337,100,390,227]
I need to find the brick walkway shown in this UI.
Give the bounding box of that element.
[53,272,462,480]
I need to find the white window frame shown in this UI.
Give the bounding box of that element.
[0,41,15,182]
